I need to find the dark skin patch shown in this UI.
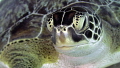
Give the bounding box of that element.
[95,28,98,33]
[89,16,93,22]
[93,34,98,40]
[94,17,99,26]
[85,30,92,38]
[98,29,101,35]
[89,23,94,30]
[68,27,85,42]
[53,12,63,26]
[62,11,76,25]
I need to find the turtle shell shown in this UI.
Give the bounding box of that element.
[0,0,48,50]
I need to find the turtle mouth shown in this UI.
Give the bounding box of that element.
[54,41,87,51]
[54,44,75,51]
[57,46,74,50]
[52,26,88,50]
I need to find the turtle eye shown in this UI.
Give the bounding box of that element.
[47,16,54,32]
[72,12,87,30]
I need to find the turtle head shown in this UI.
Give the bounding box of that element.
[47,7,102,57]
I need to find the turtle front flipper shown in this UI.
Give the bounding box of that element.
[0,38,59,68]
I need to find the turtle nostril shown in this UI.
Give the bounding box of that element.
[58,29,60,31]
[64,28,66,31]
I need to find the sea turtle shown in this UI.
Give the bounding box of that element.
[0,0,120,68]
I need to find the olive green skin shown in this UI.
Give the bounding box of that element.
[0,38,58,68]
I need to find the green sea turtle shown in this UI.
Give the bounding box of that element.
[0,0,120,68]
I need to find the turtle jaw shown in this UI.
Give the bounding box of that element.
[52,26,88,51]
[51,26,102,57]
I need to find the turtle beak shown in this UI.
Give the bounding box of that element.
[52,25,87,48]
[52,26,72,46]
[58,31,66,43]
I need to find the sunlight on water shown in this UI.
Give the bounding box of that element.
[0,0,2,2]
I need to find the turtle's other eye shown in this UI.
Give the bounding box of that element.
[47,15,54,32]
[72,12,87,31]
